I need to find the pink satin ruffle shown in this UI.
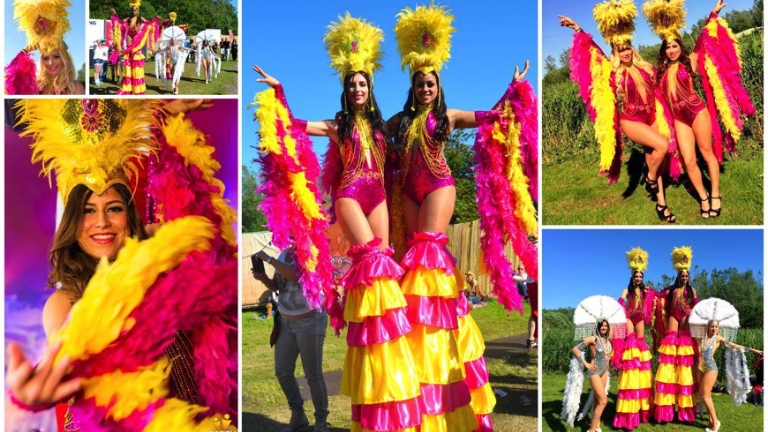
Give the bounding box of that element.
[677,406,697,423]
[346,307,411,347]
[464,357,491,390]
[655,382,679,395]
[613,412,639,430]
[654,405,675,423]
[401,231,456,274]
[419,381,473,416]
[351,396,423,430]
[456,293,471,317]
[405,294,459,329]
[342,239,405,289]
[474,413,494,432]
[617,388,653,399]
[658,353,678,365]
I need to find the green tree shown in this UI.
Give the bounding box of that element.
[91,0,237,37]
[444,128,478,224]
[242,164,267,233]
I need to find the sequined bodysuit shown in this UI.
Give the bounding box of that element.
[667,286,697,322]
[618,67,656,125]
[399,107,455,205]
[661,63,705,127]
[699,336,719,373]
[579,337,612,377]
[335,113,386,216]
[621,287,648,325]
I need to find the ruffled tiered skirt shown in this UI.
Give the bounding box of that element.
[653,330,697,423]
[613,334,652,429]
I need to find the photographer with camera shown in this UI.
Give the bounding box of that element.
[252,245,329,432]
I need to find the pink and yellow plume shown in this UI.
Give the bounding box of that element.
[13,0,71,55]
[394,3,455,76]
[593,0,638,47]
[324,13,384,84]
[671,246,692,272]
[642,0,686,43]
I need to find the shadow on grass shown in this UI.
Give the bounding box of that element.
[490,354,538,418]
[242,412,349,432]
[621,148,645,199]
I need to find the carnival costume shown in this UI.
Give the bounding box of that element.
[560,296,626,428]
[689,298,753,406]
[389,6,539,431]
[5,0,74,95]
[612,248,655,430]
[154,12,188,93]
[111,0,162,95]
[13,99,238,430]
[653,246,698,423]
[253,14,424,432]
[643,0,756,162]
[569,0,679,182]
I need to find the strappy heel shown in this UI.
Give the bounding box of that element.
[656,204,676,223]
[710,196,721,217]
[644,175,659,195]
[699,193,711,219]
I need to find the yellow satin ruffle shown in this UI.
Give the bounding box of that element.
[342,336,421,405]
[622,346,653,362]
[344,278,408,322]
[400,268,459,298]
[655,362,676,383]
[616,398,641,413]
[456,314,485,362]
[638,369,653,389]
[407,323,465,385]
[658,342,676,356]
[350,422,417,432]
[420,404,478,432]
[469,383,496,415]
[617,368,640,391]
[655,392,676,406]
[676,364,695,386]
[677,345,694,357]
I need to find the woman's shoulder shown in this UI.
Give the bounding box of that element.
[73,81,85,95]
[42,290,75,336]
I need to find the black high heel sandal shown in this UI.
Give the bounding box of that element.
[710,196,721,217]
[699,193,711,219]
[656,204,677,223]
[644,176,659,195]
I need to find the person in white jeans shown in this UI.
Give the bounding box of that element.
[253,246,329,432]
[92,40,109,86]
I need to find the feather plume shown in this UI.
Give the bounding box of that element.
[17,99,155,204]
[394,3,455,76]
[625,247,648,272]
[560,356,585,427]
[642,0,685,42]
[14,0,71,55]
[324,13,384,83]
[593,0,637,47]
[670,246,692,271]
[4,50,38,95]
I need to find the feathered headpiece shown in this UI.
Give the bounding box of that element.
[689,298,739,341]
[394,3,455,76]
[16,99,156,204]
[671,246,692,271]
[169,11,177,23]
[626,247,648,272]
[593,0,637,47]
[13,0,71,55]
[129,0,141,8]
[573,295,627,340]
[642,0,686,42]
[324,13,384,84]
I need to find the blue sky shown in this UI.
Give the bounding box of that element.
[4,0,86,70]
[543,228,764,309]
[542,0,756,67]
[242,0,539,170]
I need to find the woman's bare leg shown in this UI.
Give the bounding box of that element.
[589,373,609,432]
[621,119,668,180]
[700,370,719,429]
[417,186,456,233]
[335,198,374,246]
[692,109,720,212]
[675,120,711,213]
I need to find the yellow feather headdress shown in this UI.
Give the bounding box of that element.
[626,247,649,272]
[671,246,693,272]
[593,0,638,47]
[642,0,686,43]
[16,99,157,204]
[323,13,384,84]
[394,3,455,76]
[169,11,177,23]
[13,0,71,55]
[129,0,141,8]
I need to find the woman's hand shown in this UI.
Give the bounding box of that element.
[6,342,81,408]
[558,15,581,32]
[111,7,117,15]
[252,270,269,282]
[514,61,530,82]
[585,361,598,372]
[23,43,39,54]
[254,65,280,88]
[255,250,272,262]
[162,99,214,116]
[713,0,726,14]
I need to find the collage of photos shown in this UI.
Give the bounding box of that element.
[2,0,764,431]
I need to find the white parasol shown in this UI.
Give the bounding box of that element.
[196,30,218,43]
[159,26,186,49]
[573,295,627,340]
[689,298,740,341]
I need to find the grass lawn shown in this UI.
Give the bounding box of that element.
[242,300,538,432]
[542,146,763,225]
[88,58,239,96]
[541,372,764,432]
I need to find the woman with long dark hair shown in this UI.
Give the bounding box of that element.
[572,320,614,432]
[645,0,755,218]
[253,14,422,432]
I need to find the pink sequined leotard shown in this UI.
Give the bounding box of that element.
[618,67,657,125]
[660,63,705,127]
[666,286,698,322]
[334,113,386,216]
[399,107,455,205]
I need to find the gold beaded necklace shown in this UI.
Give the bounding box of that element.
[400,104,451,181]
